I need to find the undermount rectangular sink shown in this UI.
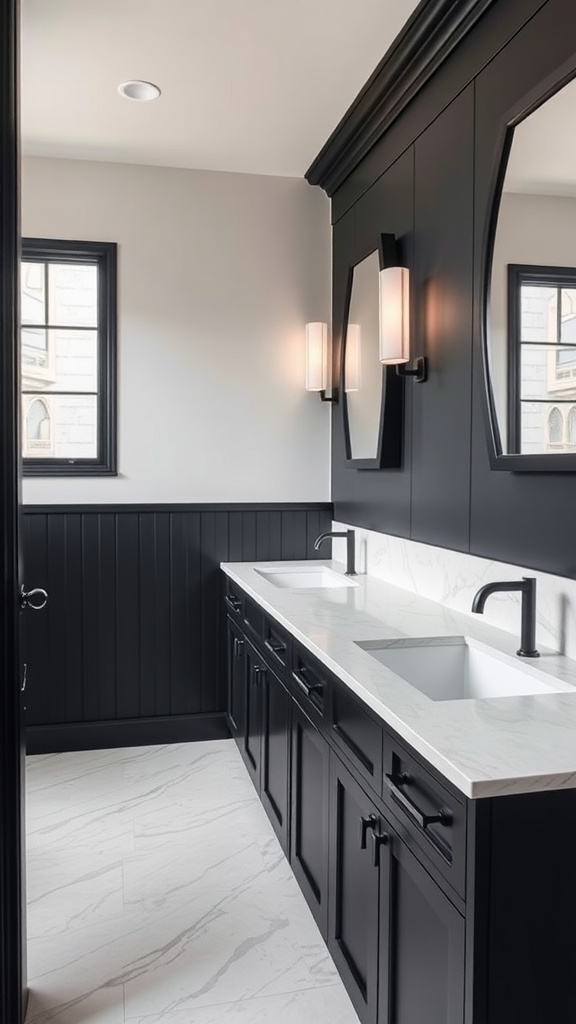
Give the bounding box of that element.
[356,636,569,701]
[256,566,358,590]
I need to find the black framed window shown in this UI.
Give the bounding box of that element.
[21,238,117,475]
[508,264,576,455]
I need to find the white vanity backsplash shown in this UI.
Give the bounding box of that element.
[331,521,576,660]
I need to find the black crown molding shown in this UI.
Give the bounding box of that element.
[306,0,498,196]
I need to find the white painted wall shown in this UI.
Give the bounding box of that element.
[22,157,331,504]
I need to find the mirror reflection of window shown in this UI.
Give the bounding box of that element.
[510,267,576,454]
[488,74,576,459]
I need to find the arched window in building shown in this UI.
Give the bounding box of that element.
[548,406,563,445]
[26,398,50,442]
[569,406,576,446]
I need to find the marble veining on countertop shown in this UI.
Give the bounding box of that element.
[221,560,576,799]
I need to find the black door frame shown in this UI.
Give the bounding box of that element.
[0,1,26,1022]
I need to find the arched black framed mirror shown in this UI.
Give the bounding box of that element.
[483,64,576,471]
[342,233,403,469]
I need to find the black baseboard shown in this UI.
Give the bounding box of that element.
[26,712,230,754]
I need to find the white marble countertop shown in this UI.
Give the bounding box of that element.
[221,559,576,799]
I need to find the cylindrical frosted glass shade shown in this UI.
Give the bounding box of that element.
[305,322,328,391]
[345,323,361,392]
[379,266,410,364]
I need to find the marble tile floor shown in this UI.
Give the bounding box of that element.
[25,739,360,1024]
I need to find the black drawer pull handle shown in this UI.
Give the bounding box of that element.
[292,669,323,701]
[385,772,452,830]
[233,637,245,658]
[226,595,242,613]
[253,665,265,687]
[372,830,389,868]
[265,638,287,657]
[359,814,377,849]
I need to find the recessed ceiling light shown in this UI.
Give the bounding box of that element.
[118,80,161,102]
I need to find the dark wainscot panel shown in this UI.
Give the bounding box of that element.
[22,503,332,753]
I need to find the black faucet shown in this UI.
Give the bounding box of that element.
[314,529,356,576]
[471,577,539,658]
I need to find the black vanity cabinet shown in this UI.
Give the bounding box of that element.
[290,699,330,937]
[243,638,263,790]
[259,658,291,852]
[223,573,576,1024]
[226,616,246,742]
[329,752,465,1024]
[225,581,291,853]
[379,831,465,1024]
[328,754,381,1022]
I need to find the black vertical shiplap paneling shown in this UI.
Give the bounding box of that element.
[184,512,203,716]
[22,503,332,750]
[81,513,102,723]
[200,511,218,717]
[138,513,158,719]
[22,512,50,725]
[115,513,141,720]
[98,513,118,721]
[168,512,191,718]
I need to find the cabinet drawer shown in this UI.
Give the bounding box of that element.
[382,736,466,900]
[224,578,243,618]
[291,646,328,725]
[263,616,290,673]
[243,595,264,640]
[330,682,383,792]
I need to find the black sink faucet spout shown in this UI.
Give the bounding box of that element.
[471,577,539,658]
[314,529,356,576]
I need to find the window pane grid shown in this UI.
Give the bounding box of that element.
[511,268,576,455]
[21,239,115,474]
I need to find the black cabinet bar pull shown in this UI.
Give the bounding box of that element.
[226,595,242,613]
[359,813,378,849]
[253,665,265,686]
[233,638,245,658]
[265,638,286,657]
[371,830,389,868]
[384,772,452,830]
[291,669,323,700]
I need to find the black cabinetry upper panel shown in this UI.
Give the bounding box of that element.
[329,0,576,578]
[332,150,413,537]
[411,86,474,550]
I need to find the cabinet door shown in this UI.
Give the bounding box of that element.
[328,753,380,1024]
[290,701,330,938]
[241,640,263,790]
[379,827,465,1024]
[260,664,291,854]
[227,617,246,742]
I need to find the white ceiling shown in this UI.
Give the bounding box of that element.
[21,0,421,177]
[504,76,576,197]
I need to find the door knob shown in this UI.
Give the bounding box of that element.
[20,586,48,611]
